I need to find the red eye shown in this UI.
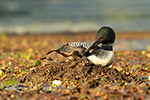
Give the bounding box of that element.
[100,37,104,40]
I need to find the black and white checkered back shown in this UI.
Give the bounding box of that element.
[68,42,94,49]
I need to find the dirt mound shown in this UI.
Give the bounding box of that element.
[19,57,137,88]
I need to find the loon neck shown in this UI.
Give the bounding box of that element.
[101,45,113,51]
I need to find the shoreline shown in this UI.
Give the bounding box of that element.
[1,32,150,51]
[1,31,150,40]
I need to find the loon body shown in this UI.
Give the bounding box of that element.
[87,45,114,66]
[42,26,116,66]
[43,42,92,62]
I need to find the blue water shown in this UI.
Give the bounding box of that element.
[115,39,150,50]
[0,0,150,33]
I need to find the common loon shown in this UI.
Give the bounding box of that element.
[42,26,115,66]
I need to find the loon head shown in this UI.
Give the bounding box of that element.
[85,26,115,52]
[95,26,115,45]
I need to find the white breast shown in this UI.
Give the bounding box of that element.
[87,51,114,66]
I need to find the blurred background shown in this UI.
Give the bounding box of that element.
[0,0,150,34]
